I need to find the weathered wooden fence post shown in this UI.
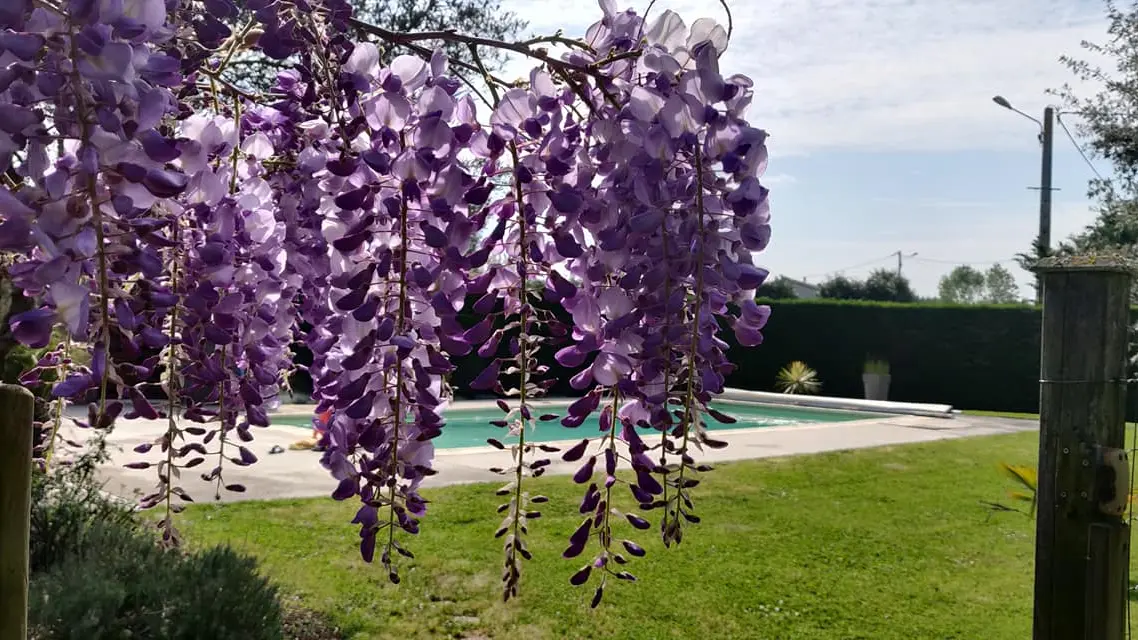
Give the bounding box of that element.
[0,384,35,640]
[1032,256,1132,640]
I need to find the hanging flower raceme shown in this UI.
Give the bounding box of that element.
[1,0,774,602]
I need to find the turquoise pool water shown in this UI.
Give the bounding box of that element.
[272,401,882,450]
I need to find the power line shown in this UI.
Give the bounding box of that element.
[909,256,1016,266]
[1056,112,1101,181]
[802,254,896,280]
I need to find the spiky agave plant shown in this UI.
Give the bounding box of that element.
[774,361,821,395]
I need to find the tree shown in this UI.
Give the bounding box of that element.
[818,275,865,300]
[1032,0,1138,280]
[223,0,526,92]
[984,264,1020,304]
[862,269,916,303]
[757,276,798,299]
[938,264,1021,304]
[938,266,986,304]
[818,270,915,302]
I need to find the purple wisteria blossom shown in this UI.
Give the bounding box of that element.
[0,0,771,602]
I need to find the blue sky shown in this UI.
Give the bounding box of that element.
[499,0,1115,296]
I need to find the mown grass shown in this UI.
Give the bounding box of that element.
[181,430,1120,640]
[962,409,1040,421]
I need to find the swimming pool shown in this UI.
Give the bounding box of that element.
[271,401,884,450]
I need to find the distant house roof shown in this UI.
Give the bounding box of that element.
[781,278,819,299]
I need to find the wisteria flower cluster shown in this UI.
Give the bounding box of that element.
[0,0,772,603]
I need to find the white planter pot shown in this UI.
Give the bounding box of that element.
[862,373,891,401]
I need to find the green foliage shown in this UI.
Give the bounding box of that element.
[756,276,799,299]
[818,268,916,302]
[29,460,138,574]
[863,359,890,376]
[727,299,1043,413]
[774,360,821,394]
[939,264,1021,304]
[28,454,284,640]
[29,522,283,640]
[223,0,525,93]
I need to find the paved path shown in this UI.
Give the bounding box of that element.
[78,410,1036,504]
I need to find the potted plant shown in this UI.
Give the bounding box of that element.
[862,358,891,401]
[774,361,822,395]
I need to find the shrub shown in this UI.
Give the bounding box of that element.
[29,522,283,640]
[28,451,284,640]
[774,361,822,395]
[29,453,136,574]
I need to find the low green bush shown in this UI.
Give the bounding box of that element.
[29,520,283,640]
[28,452,284,640]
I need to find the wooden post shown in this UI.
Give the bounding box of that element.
[1032,256,1132,640]
[0,384,34,640]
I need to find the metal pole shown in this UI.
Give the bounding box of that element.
[1036,107,1055,306]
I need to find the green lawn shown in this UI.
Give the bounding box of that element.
[962,410,1040,421]
[181,431,1115,640]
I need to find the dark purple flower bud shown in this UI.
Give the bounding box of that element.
[591,586,604,608]
[554,345,587,368]
[567,392,599,418]
[569,368,594,390]
[604,448,616,476]
[470,360,500,390]
[579,483,600,513]
[9,308,54,348]
[421,222,447,248]
[52,373,92,398]
[630,210,664,234]
[572,456,596,483]
[569,565,591,586]
[561,413,586,428]
[463,317,493,344]
[334,186,369,210]
[549,185,583,214]
[549,271,577,298]
[238,446,258,464]
[562,439,588,462]
[553,231,583,258]
[477,330,502,358]
[138,129,181,162]
[569,517,592,547]
[622,540,646,557]
[515,164,532,183]
[472,292,498,314]
[625,513,651,530]
[142,168,189,198]
[629,483,653,504]
[332,477,358,500]
[636,468,663,495]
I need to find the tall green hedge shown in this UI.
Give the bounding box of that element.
[727,299,1043,413]
[292,297,1058,413]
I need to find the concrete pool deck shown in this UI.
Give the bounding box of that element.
[76,406,1039,504]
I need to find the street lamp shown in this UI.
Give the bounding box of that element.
[992,95,1054,305]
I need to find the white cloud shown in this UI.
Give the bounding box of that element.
[498,0,1109,154]
[763,172,797,185]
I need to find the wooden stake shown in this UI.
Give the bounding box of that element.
[1032,256,1131,640]
[0,383,35,640]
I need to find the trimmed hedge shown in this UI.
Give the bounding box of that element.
[291,296,1064,413]
[728,299,1043,413]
